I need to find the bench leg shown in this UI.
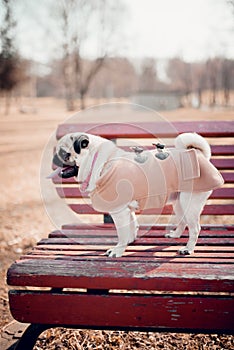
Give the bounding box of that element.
[14,324,49,350]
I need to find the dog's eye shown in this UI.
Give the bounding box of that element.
[73,135,89,154]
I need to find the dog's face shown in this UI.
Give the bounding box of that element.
[53,133,89,178]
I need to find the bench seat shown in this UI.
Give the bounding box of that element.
[6,120,234,349]
[7,224,234,333]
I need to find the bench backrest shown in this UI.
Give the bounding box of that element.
[53,121,234,224]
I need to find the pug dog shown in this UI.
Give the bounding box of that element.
[51,132,224,257]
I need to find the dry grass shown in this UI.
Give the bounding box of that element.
[35,328,234,349]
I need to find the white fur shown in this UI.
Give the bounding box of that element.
[56,132,212,257]
[175,132,211,159]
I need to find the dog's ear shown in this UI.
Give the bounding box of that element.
[73,134,89,154]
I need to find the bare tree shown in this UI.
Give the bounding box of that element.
[0,0,20,114]
[89,57,138,98]
[74,55,106,110]
[221,58,234,106]
[139,58,157,92]
[191,62,207,108]
[54,0,124,110]
[206,58,222,106]
[167,58,192,104]
[60,1,75,111]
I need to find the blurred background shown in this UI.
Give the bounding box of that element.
[0,0,234,114]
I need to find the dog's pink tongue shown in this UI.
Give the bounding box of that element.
[46,167,62,179]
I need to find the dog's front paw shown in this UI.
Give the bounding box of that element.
[178,247,193,255]
[165,230,174,238]
[105,246,126,258]
[165,230,181,238]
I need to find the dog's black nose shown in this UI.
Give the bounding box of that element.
[64,152,71,161]
[59,148,71,162]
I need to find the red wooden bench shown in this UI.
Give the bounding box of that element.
[7,120,234,349]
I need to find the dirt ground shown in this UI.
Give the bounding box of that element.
[0,97,233,349]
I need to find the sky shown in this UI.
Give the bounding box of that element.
[123,0,234,61]
[1,0,233,63]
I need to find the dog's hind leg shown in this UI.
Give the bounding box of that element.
[129,210,139,243]
[178,191,212,255]
[165,193,187,238]
[128,200,139,243]
[105,207,135,258]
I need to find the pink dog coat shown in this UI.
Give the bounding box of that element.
[90,149,224,213]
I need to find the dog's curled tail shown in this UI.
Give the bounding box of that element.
[175,132,211,160]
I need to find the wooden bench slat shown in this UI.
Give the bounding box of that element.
[210,187,234,199]
[68,203,234,215]
[48,228,234,238]
[211,158,234,170]
[222,172,234,183]
[22,249,234,259]
[19,257,234,265]
[60,223,234,231]
[19,252,234,264]
[8,290,234,333]
[119,144,234,157]
[53,171,234,184]
[56,187,234,199]
[37,236,234,247]
[21,247,234,264]
[7,259,234,292]
[34,241,234,252]
[22,245,234,253]
[68,203,173,215]
[210,145,234,155]
[141,204,234,215]
[56,121,234,139]
[121,145,234,156]
[53,144,234,156]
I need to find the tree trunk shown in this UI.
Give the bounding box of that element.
[66,96,75,111]
[224,88,230,106]
[4,91,11,115]
[80,92,85,110]
[211,88,216,107]
[63,60,75,111]
[197,88,202,108]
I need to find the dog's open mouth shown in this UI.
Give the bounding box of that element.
[47,165,78,179]
[48,152,79,179]
[59,165,78,178]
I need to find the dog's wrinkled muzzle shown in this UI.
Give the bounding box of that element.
[47,153,79,179]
